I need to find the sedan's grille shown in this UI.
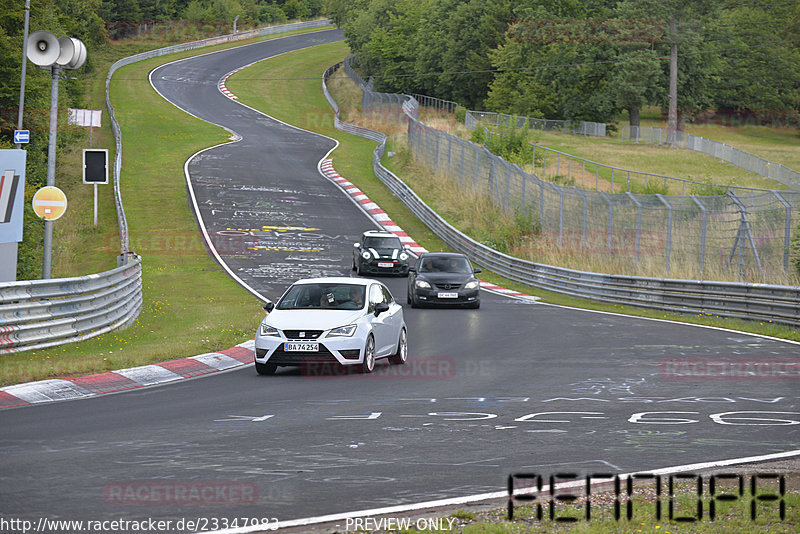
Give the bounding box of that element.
[434,283,462,290]
[269,344,338,365]
[282,330,323,340]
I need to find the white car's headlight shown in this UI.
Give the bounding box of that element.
[464,281,479,290]
[399,252,409,261]
[361,251,371,259]
[260,323,279,336]
[327,324,357,337]
[415,280,431,289]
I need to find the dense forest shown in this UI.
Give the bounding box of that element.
[330,0,800,127]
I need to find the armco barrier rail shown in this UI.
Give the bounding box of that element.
[0,257,143,353]
[325,61,800,327]
[0,20,332,354]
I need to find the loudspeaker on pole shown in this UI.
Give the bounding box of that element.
[26,30,59,66]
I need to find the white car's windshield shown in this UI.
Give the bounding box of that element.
[278,283,366,310]
[418,257,472,274]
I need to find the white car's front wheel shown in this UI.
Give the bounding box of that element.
[388,328,407,365]
[361,334,375,373]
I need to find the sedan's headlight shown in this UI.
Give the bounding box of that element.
[361,251,371,260]
[415,280,431,289]
[399,252,409,261]
[260,323,279,336]
[464,281,479,290]
[327,324,357,337]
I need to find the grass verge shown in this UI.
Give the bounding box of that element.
[1,25,333,387]
[225,44,800,343]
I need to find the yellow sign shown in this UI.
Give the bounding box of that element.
[32,186,68,221]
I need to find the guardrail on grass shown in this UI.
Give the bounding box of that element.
[323,61,800,327]
[0,257,143,353]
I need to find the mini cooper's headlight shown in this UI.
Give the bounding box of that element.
[361,251,371,260]
[464,280,479,290]
[327,324,357,337]
[260,323,279,336]
[399,252,409,261]
[415,280,431,289]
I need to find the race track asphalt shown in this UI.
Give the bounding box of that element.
[1,29,798,531]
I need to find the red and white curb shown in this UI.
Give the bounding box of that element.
[319,159,540,302]
[218,69,240,100]
[0,340,255,410]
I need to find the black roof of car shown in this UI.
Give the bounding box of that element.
[418,252,470,259]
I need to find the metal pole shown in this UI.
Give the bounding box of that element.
[94,183,98,226]
[42,65,62,280]
[16,0,31,149]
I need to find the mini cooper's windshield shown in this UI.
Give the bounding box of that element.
[363,236,402,249]
[277,283,366,310]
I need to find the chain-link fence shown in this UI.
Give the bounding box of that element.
[344,57,799,281]
[621,125,800,191]
[466,110,606,137]
[478,129,780,196]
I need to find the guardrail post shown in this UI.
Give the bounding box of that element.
[690,195,707,275]
[656,194,673,274]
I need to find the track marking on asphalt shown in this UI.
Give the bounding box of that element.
[209,450,800,533]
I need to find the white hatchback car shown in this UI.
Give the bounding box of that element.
[254,277,407,375]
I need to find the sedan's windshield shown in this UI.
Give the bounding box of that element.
[363,237,402,249]
[418,256,472,274]
[277,283,366,310]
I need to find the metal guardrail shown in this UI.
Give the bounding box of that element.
[621,125,800,191]
[0,20,333,355]
[325,61,800,327]
[0,257,143,353]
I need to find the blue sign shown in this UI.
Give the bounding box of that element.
[13,130,30,144]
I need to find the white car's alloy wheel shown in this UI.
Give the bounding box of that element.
[389,328,407,365]
[362,335,375,373]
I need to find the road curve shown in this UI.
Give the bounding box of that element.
[1,29,799,531]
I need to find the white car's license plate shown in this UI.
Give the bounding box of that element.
[377,262,394,268]
[437,292,458,298]
[284,342,319,352]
